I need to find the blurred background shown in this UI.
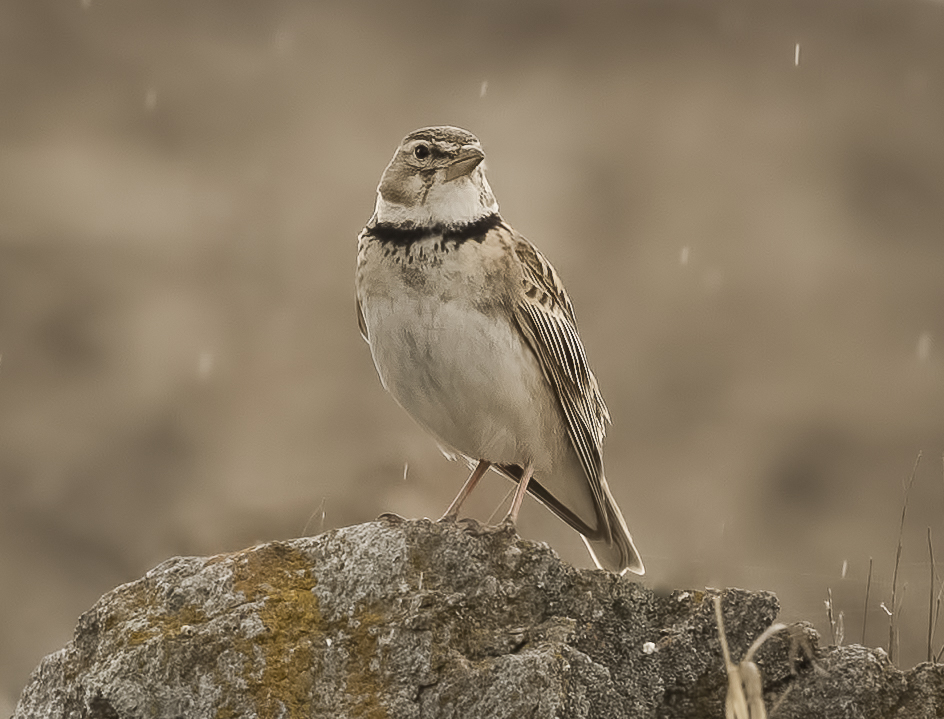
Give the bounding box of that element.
[3,0,944,707]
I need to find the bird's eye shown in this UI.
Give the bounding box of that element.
[413,144,431,160]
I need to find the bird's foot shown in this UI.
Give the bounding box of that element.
[496,516,519,536]
[455,517,487,534]
[376,512,408,524]
[450,517,517,537]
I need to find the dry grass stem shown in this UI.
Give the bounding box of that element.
[825,588,844,647]
[928,527,935,663]
[714,594,788,719]
[889,451,921,664]
[862,557,872,645]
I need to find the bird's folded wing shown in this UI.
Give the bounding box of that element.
[356,296,369,342]
[510,232,611,531]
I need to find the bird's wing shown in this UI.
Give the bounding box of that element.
[356,296,369,342]
[355,229,371,343]
[510,231,611,530]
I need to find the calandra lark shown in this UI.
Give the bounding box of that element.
[355,126,644,575]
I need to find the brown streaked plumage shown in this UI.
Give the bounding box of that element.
[355,126,644,575]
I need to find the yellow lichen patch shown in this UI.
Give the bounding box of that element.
[127,629,155,646]
[127,603,208,646]
[229,543,317,600]
[227,543,322,719]
[341,609,390,719]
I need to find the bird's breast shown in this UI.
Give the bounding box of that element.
[356,236,564,468]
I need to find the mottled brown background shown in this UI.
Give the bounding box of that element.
[3,0,944,707]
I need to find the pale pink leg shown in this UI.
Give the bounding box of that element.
[439,460,491,522]
[501,460,534,527]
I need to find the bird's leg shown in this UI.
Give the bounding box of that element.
[500,460,534,529]
[439,460,491,522]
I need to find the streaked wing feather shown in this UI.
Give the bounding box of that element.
[356,296,369,342]
[512,239,578,326]
[511,233,611,533]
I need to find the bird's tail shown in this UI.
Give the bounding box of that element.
[496,463,644,575]
[580,480,645,576]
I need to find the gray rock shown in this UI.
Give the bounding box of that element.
[13,517,944,718]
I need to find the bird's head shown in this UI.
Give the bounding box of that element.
[374,126,499,227]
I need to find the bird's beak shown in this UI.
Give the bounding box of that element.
[444,145,485,182]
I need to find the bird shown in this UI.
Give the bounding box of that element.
[355,126,644,575]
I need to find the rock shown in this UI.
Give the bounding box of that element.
[13,517,944,718]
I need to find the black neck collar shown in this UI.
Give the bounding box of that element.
[367,213,503,246]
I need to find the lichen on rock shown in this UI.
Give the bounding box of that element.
[13,517,944,718]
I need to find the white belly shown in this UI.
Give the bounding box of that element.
[362,292,566,472]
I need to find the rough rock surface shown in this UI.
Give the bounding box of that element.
[13,517,944,718]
